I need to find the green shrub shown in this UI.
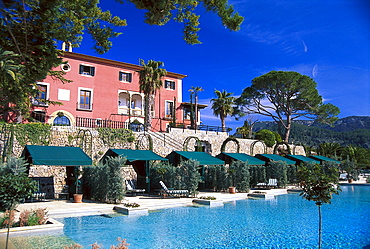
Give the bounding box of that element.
[0,210,15,228]
[177,159,202,196]
[287,164,299,184]
[149,161,177,191]
[255,129,276,147]
[83,156,126,203]
[249,166,266,187]
[272,131,282,143]
[96,127,135,147]
[229,161,250,192]
[13,123,52,146]
[123,202,140,208]
[204,165,228,191]
[266,161,288,187]
[26,213,40,226]
[199,196,216,200]
[340,160,360,180]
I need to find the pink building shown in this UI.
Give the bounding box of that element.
[31,50,194,132]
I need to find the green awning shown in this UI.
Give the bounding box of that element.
[105,149,168,162]
[286,154,319,164]
[255,154,296,165]
[219,153,265,165]
[22,145,92,166]
[167,151,224,165]
[309,155,340,164]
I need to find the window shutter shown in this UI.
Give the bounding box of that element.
[90,67,95,76]
[119,72,123,81]
[79,65,84,74]
[128,73,132,82]
[172,82,175,90]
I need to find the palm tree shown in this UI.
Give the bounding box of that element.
[188,86,203,130]
[342,145,369,168]
[0,49,19,82]
[0,49,24,122]
[138,59,167,131]
[316,142,342,158]
[211,89,235,132]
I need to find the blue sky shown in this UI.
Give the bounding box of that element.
[74,0,370,132]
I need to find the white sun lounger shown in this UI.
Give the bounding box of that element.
[159,181,189,198]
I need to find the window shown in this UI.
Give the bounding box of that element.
[62,42,72,52]
[61,63,71,72]
[79,65,95,76]
[31,111,46,123]
[165,80,175,90]
[37,85,47,100]
[119,72,132,82]
[184,108,192,120]
[165,101,174,118]
[78,89,92,110]
[33,83,49,106]
[53,116,71,126]
[127,98,136,109]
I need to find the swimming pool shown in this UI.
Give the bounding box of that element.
[57,185,370,248]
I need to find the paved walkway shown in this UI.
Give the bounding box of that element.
[13,188,293,218]
[16,192,250,218]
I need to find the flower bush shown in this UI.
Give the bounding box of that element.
[199,196,216,200]
[0,208,48,228]
[123,202,140,208]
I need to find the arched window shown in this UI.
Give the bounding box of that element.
[53,116,71,126]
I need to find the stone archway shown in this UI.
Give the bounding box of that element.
[250,140,267,156]
[136,134,153,151]
[77,129,93,157]
[221,137,240,153]
[292,143,305,155]
[183,136,202,151]
[273,141,291,156]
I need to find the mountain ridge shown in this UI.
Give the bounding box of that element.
[253,116,370,148]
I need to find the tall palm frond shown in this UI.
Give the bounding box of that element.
[138,59,167,131]
[188,86,203,129]
[211,89,235,132]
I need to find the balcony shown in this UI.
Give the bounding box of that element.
[32,98,48,107]
[76,117,128,129]
[118,107,144,116]
[75,117,228,133]
[168,122,230,133]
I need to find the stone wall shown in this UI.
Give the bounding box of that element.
[8,126,305,160]
[156,128,306,157]
[3,126,305,198]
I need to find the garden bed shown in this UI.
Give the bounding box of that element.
[192,197,224,207]
[248,192,274,199]
[0,218,63,235]
[113,206,149,215]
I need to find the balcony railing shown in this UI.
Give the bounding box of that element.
[76,117,127,129]
[168,122,230,133]
[117,107,144,116]
[76,117,228,133]
[76,117,145,131]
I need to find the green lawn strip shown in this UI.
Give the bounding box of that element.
[10,235,77,249]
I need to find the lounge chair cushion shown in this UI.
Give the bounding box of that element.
[159,181,189,196]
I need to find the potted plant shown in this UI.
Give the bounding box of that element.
[228,169,236,194]
[73,167,83,203]
[342,160,359,183]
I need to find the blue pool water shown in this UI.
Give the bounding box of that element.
[57,185,370,248]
